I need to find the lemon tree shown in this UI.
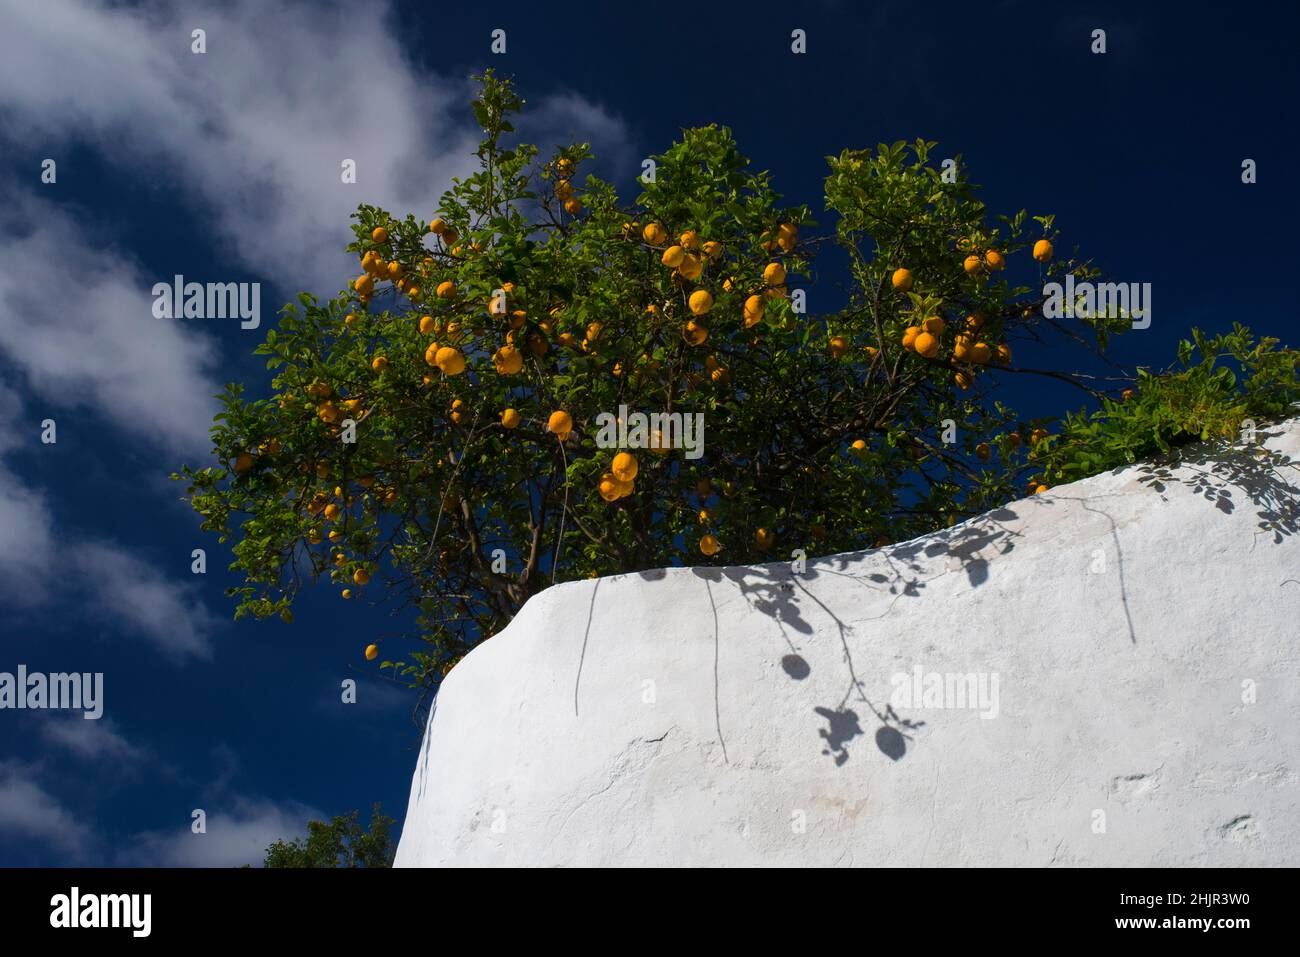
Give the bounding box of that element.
[177,72,1298,688]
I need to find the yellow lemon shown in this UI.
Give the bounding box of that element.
[548,410,573,439]
[492,345,523,375]
[914,332,940,358]
[435,346,466,375]
[612,451,639,482]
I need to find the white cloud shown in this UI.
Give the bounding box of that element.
[72,542,219,660]
[121,796,324,868]
[0,383,217,656]
[39,715,148,764]
[0,382,58,604]
[0,0,630,294]
[0,199,223,457]
[0,761,92,857]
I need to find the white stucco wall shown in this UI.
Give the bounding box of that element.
[396,419,1300,866]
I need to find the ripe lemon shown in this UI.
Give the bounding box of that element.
[598,473,622,502]
[429,218,446,235]
[763,262,786,286]
[307,528,322,544]
[554,179,574,200]
[683,320,709,346]
[353,568,370,585]
[434,346,466,375]
[914,332,940,358]
[1033,239,1053,262]
[923,315,945,335]
[777,223,798,251]
[548,410,573,439]
[342,589,352,600]
[850,438,868,456]
[323,503,341,521]
[354,274,374,296]
[970,342,992,364]
[563,197,583,215]
[364,643,378,660]
[702,240,722,260]
[493,345,523,375]
[1121,388,1135,402]
[371,355,389,373]
[699,534,721,556]
[371,226,388,243]
[612,451,639,482]
[963,255,982,275]
[984,249,1005,270]
[743,295,764,327]
[689,290,714,315]
[754,528,775,550]
[556,157,575,177]
[892,268,913,291]
[967,312,986,330]
[902,326,921,349]
[829,335,850,358]
[643,223,668,245]
[661,245,685,268]
[955,371,973,390]
[501,408,521,428]
[953,335,972,360]
[419,314,436,334]
[679,230,700,250]
[436,281,456,300]
[678,255,703,280]
[1033,484,1049,495]
[994,343,1012,365]
[423,342,441,366]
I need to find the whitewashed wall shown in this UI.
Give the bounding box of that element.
[396,419,1300,866]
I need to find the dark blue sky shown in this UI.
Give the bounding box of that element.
[0,0,1295,865]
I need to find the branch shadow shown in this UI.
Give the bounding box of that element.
[666,506,1025,767]
[1132,431,1300,546]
